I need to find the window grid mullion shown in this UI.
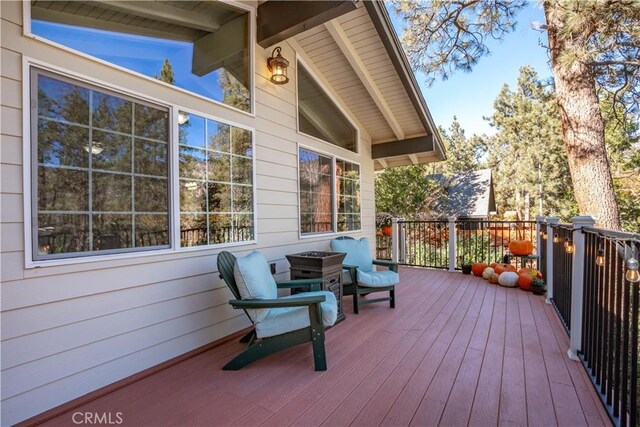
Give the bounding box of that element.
[88,91,94,252]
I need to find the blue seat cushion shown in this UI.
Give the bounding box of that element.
[357,269,400,288]
[330,237,373,273]
[255,291,338,338]
[233,251,278,323]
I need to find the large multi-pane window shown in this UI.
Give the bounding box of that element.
[30,1,252,113]
[297,62,357,152]
[33,70,170,259]
[178,112,254,246]
[298,148,361,235]
[30,67,255,262]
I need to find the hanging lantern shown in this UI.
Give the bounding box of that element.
[626,258,640,283]
[595,246,605,267]
[565,239,574,254]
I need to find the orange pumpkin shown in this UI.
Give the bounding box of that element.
[472,262,488,277]
[489,272,500,284]
[508,240,534,256]
[518,268,543,280]
[490,262,497,268]
[518,272,534,291]
[494,263,517,275]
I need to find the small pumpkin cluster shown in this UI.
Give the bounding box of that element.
[471,262,542,292]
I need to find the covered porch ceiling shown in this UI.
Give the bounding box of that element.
[260,0,446,169]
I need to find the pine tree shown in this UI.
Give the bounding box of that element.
[391,0,640,230]
[486,66,577,220]
[154,58,175,85]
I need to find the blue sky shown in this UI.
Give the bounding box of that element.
[389,2,552,136]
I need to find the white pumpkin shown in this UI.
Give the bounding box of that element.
[498,271,519,288]
[482,267,495,280]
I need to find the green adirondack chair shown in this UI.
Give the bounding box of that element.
[217,251,338,371]
[330,236,400,314]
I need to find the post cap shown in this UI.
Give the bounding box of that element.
[546,217,560,224]
[572,215,596,227]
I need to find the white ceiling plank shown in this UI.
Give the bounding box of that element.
[324,20,405,141]
[93,1,221,32]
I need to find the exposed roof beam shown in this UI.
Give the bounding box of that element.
[93,1,221,32]
[258,0,358,48]
[371,135,434,159]
[192,15,246,80]
[409,154,419,165]
[378,158,388,168]
[363,1,446,161]
[288,38,371,142]
[324,20,405,141]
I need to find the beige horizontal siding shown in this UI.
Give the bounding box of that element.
[0,2,376,425]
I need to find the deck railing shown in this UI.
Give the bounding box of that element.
[579,227,640,426]
[388,218,538,271]
[550,223,574,333]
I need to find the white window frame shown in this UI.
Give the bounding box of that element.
[22,58,257,269]
[297,144,362,239]
[22,0,257,118]
[172,107,258,250]
[295,56,360,155]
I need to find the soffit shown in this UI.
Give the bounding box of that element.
[30,1,242,42]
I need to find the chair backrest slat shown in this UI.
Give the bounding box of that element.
[217,251,241,300]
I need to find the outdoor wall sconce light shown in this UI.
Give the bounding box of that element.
[540,229,547,239]
[565,239,574,254]
[553,233,561,243]
[595,246,605,266]
[564,237,570,248]
[627,258,640,283]
[267,46,289,85]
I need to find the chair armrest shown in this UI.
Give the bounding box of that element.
[342,264,358,284]
[229,295,326,309]
[373,259,399,273]
[276,278,323,292]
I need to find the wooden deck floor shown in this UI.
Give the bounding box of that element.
[42,268,611,426]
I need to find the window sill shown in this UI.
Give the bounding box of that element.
[299,229,362,240]
[25,240,257,271]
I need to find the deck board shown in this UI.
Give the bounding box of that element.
[39,268,610,427]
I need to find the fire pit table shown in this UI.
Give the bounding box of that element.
[285,251,346,323]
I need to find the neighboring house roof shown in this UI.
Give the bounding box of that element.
[429,169,497,218]
[259,0,446,168]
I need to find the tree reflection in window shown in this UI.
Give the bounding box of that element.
[299,149,334,234]
[34,71,170,259]
[336,160,361,232]
[178,112,254,246]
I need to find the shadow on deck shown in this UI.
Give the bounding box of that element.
[40,267,611,426]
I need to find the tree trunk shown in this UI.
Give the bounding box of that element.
[543,1,621,230]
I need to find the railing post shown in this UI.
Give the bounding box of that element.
[536,215,544,257]
[568,215,596,361]
[391,217,400,263]
[448,216,457,272]
[546,217,559,304]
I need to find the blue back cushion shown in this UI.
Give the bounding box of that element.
[330,237,373,272]
[234,251,277,322]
